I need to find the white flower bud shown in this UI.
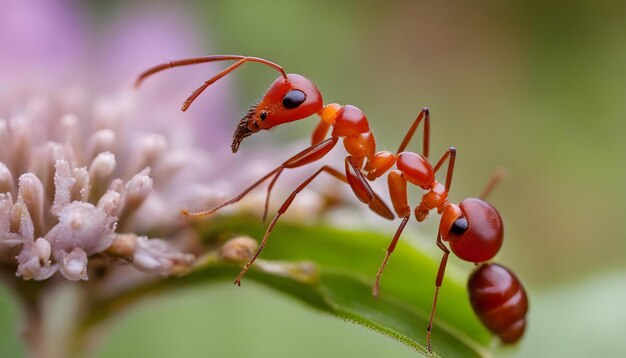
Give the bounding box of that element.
[71,167,90,202]
[0,193,12,234]
[33,238,51,263]
[132,236,194,275]
[140,134,167,161]
[124,168,153,209]
[10,199,33,242]
[16,256,58,281]
[51,160,76,215]
[37,142,65,190]
[59,248,88,281]
[0,193,20,245]
[133,250,161,271]
[89,152,116,181]
[108,178,125,193]
[88,152,116,200]
[16,234,57,281]
[17,173,45,236]
[97,190,122,217]
[0,162,15,195]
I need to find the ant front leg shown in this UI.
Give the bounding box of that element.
[311,119,331,145]
[234,165,347,286]
[262,169,284,221]
[426,231,450,353]
[183,137,338,218]
[373,170,410,298]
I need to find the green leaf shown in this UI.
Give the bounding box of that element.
[84,216,492,357]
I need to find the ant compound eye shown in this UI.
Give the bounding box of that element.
[259,111,267,121]
[450,217,469,235]
[282,89,306,109]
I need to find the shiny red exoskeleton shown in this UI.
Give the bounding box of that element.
[136,55,528,351]
[468,263,529,344]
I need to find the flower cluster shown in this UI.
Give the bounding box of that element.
[0,91,204,281]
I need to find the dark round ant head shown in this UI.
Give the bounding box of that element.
[232,74,323,152]
[440,198,503,263]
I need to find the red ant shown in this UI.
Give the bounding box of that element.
[136,55,528,351]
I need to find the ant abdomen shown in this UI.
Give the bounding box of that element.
[468,263,528,344]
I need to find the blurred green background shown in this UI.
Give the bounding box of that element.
[3,0,626,356]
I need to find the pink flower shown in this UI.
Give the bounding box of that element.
[0,1,233,281]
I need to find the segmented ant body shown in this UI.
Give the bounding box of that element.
[136,55,528,351]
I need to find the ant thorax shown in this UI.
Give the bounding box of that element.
[415,181,449,222]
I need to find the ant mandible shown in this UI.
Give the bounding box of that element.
[135,55,528,351]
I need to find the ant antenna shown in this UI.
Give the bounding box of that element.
[135,55,287,86]
[135,55,288,111]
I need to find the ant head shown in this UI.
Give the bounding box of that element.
[232,74,323,152]
[440,198,503,262]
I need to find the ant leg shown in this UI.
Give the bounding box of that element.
[260,137,341,220]
[234,166,346,285]
[183,167,281,217]
[262,168,284,222]
[236,156,394,285]
[373,170,410,297]
[345,157,395,220]
[396,107,430,157]
[480,168,507,200]
[183,137,338,218]
[426,232,450,353]
[432,147,457,192]
[311,119,332,145]
[373,216,410,297]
